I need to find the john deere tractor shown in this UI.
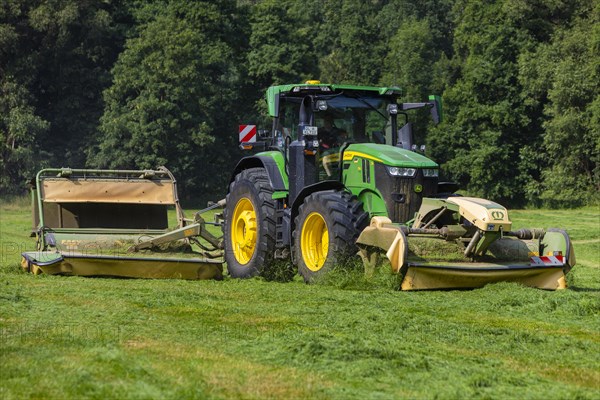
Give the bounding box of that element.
[223,81,575,290]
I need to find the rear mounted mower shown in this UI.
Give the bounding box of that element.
[21,167,223,280]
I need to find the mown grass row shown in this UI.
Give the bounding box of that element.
[1,200,598,399]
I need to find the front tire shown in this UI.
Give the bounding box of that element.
[294,190,368,282]
[223,168,276,278]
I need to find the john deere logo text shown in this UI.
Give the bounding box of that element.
[491,211,505,220]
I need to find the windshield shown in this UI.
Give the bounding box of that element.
[314,95,391,147]
[276,93,395,180]
[277,94,393,146]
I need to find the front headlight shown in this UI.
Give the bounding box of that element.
[423,168,439,177]
[386,166,416,177]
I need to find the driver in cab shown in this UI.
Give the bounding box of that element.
[317,113,346,178]
[318,113,346,150]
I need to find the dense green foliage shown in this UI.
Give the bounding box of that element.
[1,0,129,194]
[91,1,243,199]
[1,0,598,206]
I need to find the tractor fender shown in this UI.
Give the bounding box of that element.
[290,180,346,233]
[355,188,388,217]
[229,153,287,192]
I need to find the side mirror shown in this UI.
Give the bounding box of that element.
[313,100,328,112]
[397,123,413,150]
[428,95,443,124]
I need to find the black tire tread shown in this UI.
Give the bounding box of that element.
[223,167,277,278]
[294,190,368,282]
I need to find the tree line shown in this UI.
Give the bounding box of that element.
[1,0,598,207]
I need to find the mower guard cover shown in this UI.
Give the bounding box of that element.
[357,200,575,290]
[21,168,223,280]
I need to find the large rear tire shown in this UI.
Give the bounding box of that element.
[294,190,368,282]
[223,168,276,278]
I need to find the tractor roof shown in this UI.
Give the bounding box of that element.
[266,81,402,117]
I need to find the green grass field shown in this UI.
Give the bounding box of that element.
[1,198,599,399]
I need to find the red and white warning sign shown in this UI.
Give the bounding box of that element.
[239,125,257,143]
[530,255,564,267]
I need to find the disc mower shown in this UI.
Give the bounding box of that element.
[21,167,223,280]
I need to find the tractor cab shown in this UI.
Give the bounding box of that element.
[263,81,443,220]
[274,89,394,147]
[278,92,395,180]
[268,82,440,147]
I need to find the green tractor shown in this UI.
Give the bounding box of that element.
[223,81,575,289]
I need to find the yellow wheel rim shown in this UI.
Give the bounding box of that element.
[301,212,329,271]
[231,197,257,265]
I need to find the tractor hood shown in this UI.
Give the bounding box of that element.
[343,143,438,168]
